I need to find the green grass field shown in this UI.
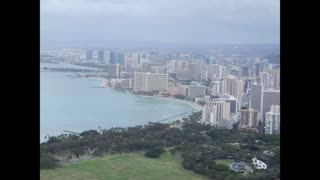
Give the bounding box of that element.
[40,152,206,180]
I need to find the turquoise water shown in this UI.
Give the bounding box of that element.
[40,62,101,70]
[40,67,195,142]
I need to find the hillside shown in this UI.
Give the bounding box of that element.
[40,152,205,180]
[40,112,280,179]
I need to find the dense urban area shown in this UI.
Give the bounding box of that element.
[40,46,280,179]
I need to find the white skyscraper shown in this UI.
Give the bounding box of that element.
[103,50,110,64]
[262,89,280,119]
[202,101,231,127]
[150,66,167,74]
[167,60,185,73]
[133,72,168,92]
[223,75,244,109]
[273,68,280,90]
[211,81,222,96]
[139,53,149,64]
[265,105,280,134]
[187,62,201,80]
[186,85,206,99]
[260,72,273,90]
[206,64,226,80]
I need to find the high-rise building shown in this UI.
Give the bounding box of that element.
[240,108,258,128]
[109,52,125,65]
[109,51,117,64]
[150,66,167,74]
[206,57,215,64]
[250,83,263,113]
[107,64,121,78]
[211,81,222,96]
[260,72,273,90]
[103,51,110,64]
[273,68,280,90]
[223,75,243,108]
[133,72,168,92]
[119,53,125,65]
[244,78,253,94]
[214,94,238,115]
[124,53,141,67]
[255,61,264,77]
[200,70,208,81]
[187,63,201,80]
[177,85,188,97]
[229,66,240,77]
[168,60,188,73]
[265,105,280,134]
[176,70,193,81]
[86,50,93,60]
[140,54,149,64]
[202,101,231,127]
[131,53,140,66]
[186,85,206,99]
[262,89,280,119]
[142,62,162,72]
[206,64,226,80]
[240,66,250,77]
[120,72,133,79]
[98,50,104,64]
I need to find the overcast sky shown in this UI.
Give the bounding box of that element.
[40,0,280,48]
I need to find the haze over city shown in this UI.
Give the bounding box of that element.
[41,0,280,48]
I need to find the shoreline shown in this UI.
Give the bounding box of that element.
[100,79,203,111]
[141,95,203,111]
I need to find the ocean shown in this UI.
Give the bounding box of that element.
[40,63,195,142]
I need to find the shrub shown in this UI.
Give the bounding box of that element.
[144,148,165,158]
[93,149,104,157]
[40,153,59,169]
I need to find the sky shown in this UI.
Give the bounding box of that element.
[40,0,280,48]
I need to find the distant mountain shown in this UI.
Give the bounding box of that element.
[264,53,280,64]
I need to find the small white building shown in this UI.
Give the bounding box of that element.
[252,157,267,170]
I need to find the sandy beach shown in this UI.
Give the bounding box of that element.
[99,79,203,111]
[141,95,203,111]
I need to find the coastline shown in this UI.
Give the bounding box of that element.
[141,95,203,111]
[100,79,203,111]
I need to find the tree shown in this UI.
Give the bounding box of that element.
[47,136,60,144]
[40,153,59,169]
[93,149,104,157]
[232,122,239,130]
[80,129,100,137]
[144,148,165,158]
[174,94,185,100]
[169,149,176,156]
[198,101,206,106]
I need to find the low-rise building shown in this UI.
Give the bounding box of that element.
[252,157,267,170]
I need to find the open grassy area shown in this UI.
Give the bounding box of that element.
[40,152,206,180]
[215,159,234,167]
